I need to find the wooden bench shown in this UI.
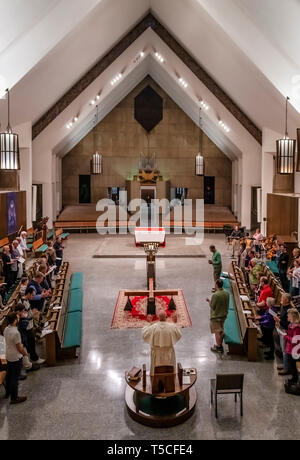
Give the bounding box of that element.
[0,237,9,254]
[33,238,48,256]
[45,265,83,366]
[228,262,259,361]
[55,227,70,240]
[260,263,289,306]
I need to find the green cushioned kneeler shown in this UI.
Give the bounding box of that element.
[61,233,70,239]
[223,281,243,345]
[68,289,83,313]
[71,272,83,291]
[37,244,48,252]
[225,310,242,345]
[221,277,231,291]
[63,312,82,349]
[27,244,33,249]
[266,261,279,276]
[47,232,54,239]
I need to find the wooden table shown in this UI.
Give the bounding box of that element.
[125,369,197,428]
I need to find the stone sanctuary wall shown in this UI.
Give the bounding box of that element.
[62,77,232,206]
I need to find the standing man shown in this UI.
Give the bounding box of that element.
[53,237,64,275]
[21,287,46,366]
[230,225,243,257]
[206,279,230,354]
[142,311,182,375]
[4,312,28,404]
[278,245,289,292]
[209,245,222,292]
[10,241,20,285]
[28,272,51,312]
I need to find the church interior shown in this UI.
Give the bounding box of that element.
[1,0,300,442]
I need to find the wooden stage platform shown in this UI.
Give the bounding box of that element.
[55,204,238,232]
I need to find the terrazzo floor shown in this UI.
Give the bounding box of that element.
[0,233,299,440]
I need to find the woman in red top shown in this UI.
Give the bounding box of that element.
[284,309,300,385]
[256,277,273,314]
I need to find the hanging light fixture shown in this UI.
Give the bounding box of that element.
[0,89,20,170]
[276,96,296,175]
[296,128,300,172]
[90,105,102,175]
[195,106,204,176]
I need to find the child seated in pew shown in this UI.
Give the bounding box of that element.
[255,297,278,361]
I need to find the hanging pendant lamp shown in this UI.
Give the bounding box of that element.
[195,106,204,176]
[0,89,20,170]
[276,97,296,175]
[90,104,102,175]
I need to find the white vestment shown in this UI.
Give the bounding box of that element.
[142,321,182,375]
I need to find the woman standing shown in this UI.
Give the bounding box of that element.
[284,309,300,385]
[289,259,300,297]
[1,245,13,290]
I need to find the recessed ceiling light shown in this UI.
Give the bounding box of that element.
[179,78,188,88]
[155,52,164,63]
[111,73,123,85]
[219,120,230,132]
[200,100,209,110]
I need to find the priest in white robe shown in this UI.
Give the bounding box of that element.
[142,311,182,375]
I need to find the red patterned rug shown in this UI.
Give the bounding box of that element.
[111,290,192,329]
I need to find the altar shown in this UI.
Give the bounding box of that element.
[126,153,170,203]
[135,227,166,247]
[126,179,170,203]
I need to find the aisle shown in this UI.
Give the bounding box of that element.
[1,234,299,440]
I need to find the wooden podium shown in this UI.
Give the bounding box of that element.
[125,365,197,428]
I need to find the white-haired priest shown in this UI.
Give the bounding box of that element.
[142,310,182,375]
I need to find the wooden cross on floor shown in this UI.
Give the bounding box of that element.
[124,280,179,316]
[124,242,178,316]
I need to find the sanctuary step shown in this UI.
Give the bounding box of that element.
[55,205,238,233]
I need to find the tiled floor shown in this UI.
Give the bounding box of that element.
[0,233,299,440]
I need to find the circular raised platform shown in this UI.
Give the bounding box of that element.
[125,386,197,428]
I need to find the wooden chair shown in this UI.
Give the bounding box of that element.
[210,374,244,418]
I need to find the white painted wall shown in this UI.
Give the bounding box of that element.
[16,122,32,228]
[196,0,300,113]
[0,0,104,95]
[261,127,284,235]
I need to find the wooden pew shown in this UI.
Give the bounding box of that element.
[44,263,78,366]
[229,262,259,361]
[33,238,48,256]
[55,227,70,240]
[0,237,9,257]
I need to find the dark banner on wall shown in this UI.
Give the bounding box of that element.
[7,192,17,235]
[0,191,26,239]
